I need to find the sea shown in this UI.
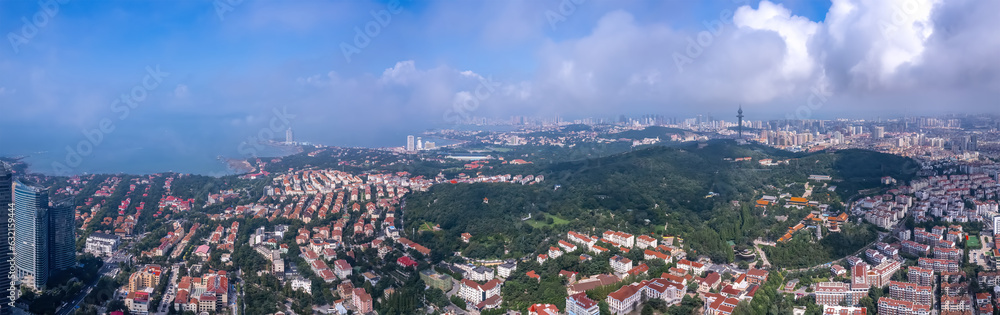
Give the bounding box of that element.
[1,121,463,176]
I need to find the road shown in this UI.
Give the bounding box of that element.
[152,264,181,315]
[751,240,773,268]
[231,269,242,315]
[56,250,130,315]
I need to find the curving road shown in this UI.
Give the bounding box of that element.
[56,250,129,315]
[752,239,773,268]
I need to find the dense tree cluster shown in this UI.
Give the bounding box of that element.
[764,223,878,269]
[406,141,913,267]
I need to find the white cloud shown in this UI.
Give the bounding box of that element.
[379,60,419,86]
[817,0,941,90]
[734,1,819,81]
[520,0,1000,115]
[2,0,998,145]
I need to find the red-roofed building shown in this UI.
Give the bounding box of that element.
[704,294,740,315]
[627,264,649,276]
[644,278,685,305]
[528,304,560,315]
[334,259,352,279]
[677,259,706,275]
[526,270,540,281]
[353,288,373,313]
[636,235,658,249]
[610,255,633,274]
[694,272,722,292]
[746,268,769,285]
[458,279,504,308]
[591,245,608,254]
[822,305,868,315]
[644,249,672,264]
[566,292,599,315]
[558,240,578,252]
[878,297,931,315]
[607,283,643,314]
[397,256,418,268]
[549,246,564,259]
[537,254,548,264]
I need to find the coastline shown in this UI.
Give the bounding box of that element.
[3,133,465,177]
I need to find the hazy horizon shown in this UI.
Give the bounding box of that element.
[2,0,999,174]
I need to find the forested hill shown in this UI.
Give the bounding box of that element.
[404,140,916,263]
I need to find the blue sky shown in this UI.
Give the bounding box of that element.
[1,0,998,174]
[0,1,835,87]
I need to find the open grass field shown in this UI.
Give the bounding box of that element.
[526,213,570,228]
[968,236,982,249]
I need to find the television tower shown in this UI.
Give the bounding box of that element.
[737,104,744,139]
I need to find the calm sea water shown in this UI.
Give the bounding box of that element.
[1,120,463,176]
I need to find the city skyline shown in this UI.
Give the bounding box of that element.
[0,1,999,313]
[2,0,1000,161]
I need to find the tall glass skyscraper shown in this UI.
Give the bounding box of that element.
[12,180,48,291]
[48,200,76,272]
[0,165,13,315]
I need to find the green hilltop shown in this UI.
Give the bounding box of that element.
[404,140,915,266]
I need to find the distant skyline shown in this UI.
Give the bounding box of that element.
[1,0,998,172]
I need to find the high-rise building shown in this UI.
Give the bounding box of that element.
[874,126,885,138]
[285,128,294,144]
[48,200,75,272]
[0,165,13,315]
[127,265,162,293]
[417,137,423,150]
[851,126,864,135]
[736,105,744,139]
[406,135,414,151]
[13,180,49,290]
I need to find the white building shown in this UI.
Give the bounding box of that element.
[291,277,312,294]
[566,292,599,315]
[548,247,563,259]
[468,266,495,282]
[606,283,643,314]
[85,232,120,257]
[994,215,1000,233]
[610,255,633,274]
[458,279,503,305]
[497,262,516,279]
